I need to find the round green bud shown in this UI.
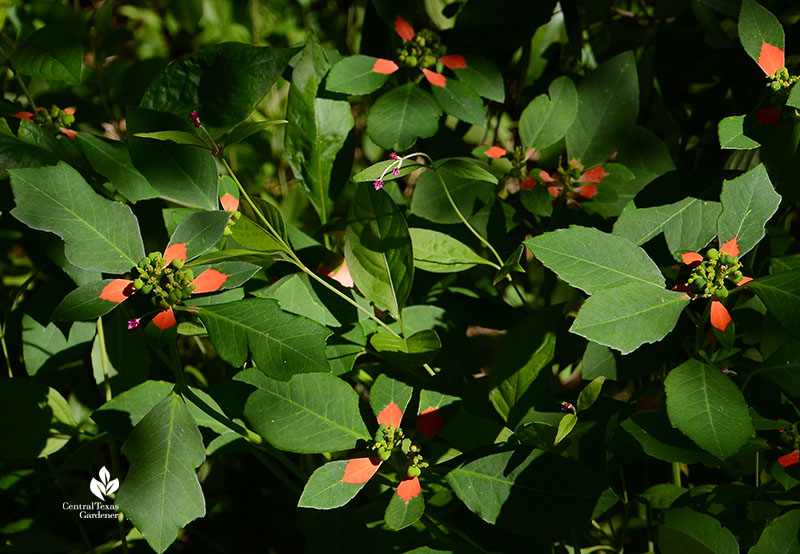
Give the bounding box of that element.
[171,258,184,269]
[378,447,391,461]
[422,55,436,67]
[406,465,421,478]
[141,284,153,294]
[691,277,707,289]
[706,249,719,260]
[720,254,734,266]
[716,287,729,298]
[148,252,160,261]
[406,55,418,67]
[184,270,194,282]
[62,114,75,126]
[133,278,144,290]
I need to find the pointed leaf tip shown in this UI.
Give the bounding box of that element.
[163,243,187,265]
[342,457,382,484]
[377,401,404,429]
[439,54,466,69]
[373,58,399,75]
[422,69,446,87]
[758,43,784,76]
[394,16,415,42]
[396,476,422,502]
[99,279,135,303]
[152,308,177,330]
[720,236,740,257]
[192,268,229,293]
[484,146,507,158]
[710,301,732,332]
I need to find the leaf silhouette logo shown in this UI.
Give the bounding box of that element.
[89,466,119,501]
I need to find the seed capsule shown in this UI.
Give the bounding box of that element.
[141,284,153,294]
[406,465,421,478]
[707,248,719,260]
[172,258,184,269]
[133,278,144,290]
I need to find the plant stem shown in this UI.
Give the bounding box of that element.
[96,317,112,403]
[671,461,682,486]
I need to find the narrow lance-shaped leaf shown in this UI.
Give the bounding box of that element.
[116,393,206,554]
[235,368,369,453]
[198,298,331,381]
[664,359,755,459]
[716,163,781,256]
[345,183,413,319]
[10,162,145,273]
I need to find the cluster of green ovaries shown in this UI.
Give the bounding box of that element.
[686,248,744,299]
[132,252,196,309]
[371,423,428,478]
[34,104,75,129]
[396,29,445,69]
[768,66,799,92]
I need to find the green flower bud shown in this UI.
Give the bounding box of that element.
[172,258,184,269]
[422,55,436,67]
[378,447,391,461]
[148,252,160,261]
[184,269,194,282]
[141,284,153,294]
[133,278,144,290]
[62,114,75,125]
[406,465,421,478]
[406,55,418,67]
[716,287,729,298]
[401,438,412,455]
[720,254,734,266]
[691,277,707,289]
[706,248,719,260]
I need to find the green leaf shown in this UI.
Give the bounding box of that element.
[639,484,687,510]
[235,368,369,453]
[298,459,374,509]
[197,298,331,380]
[618,411,721,465]
[738,0,784,66]
[230,215,286,253]
[659,508,738,554]
[788,82,800,109]
[613,198,723,260]
[410,164,495,225]
[519,76,578,152]
[445,448,606,534]
[285,36,353,223]
[489,317,556,425]
[370,329,441,369]
[410,228,492,273]
[265,273,344,327]
[185,261,259,291]
[577,377,606,412]
[11,25,82,84]
[344,183,413,319]
[750,509,800,554]
[566,51,639,166]
[431,78,486,126]
[352,159,424,183]
[525,226,665,295]
[493,244,524,285]
[366,83,442,151]
[717,164,781,256]
[576,343,617,381]
[10,162,145,273]
[223,120,286,146]
[751,341,800,397]
[370,373,414,421]
[22,315,94,375]
[554,413,577,445]
[127,107,219,210]
[436,158,498,184]
[167,210,230,261]
[452,56,505,102]
[747,270,800,337]
[76,133,158,203]
[91,311,150,395]
[141,43,297,128]
[664,359,755,459]
[52,280,124,321]
[571,284,690,355]
[385,485,425,530]
[133,130,209,149]
[718,115,761,149]
[326,55,391,95]
[116,393,206,554]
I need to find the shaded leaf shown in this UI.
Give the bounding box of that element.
[366,83,442,151]
[520,76,578,152]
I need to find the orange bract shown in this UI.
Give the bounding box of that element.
[377,401,404,429]
[373,58,399,75]
[439,54,466,69]
[341,457,382,484]
[758,42,784,76]
[422,69,446,87]
[710,301,732,332]
[394,16,415,42]
[396,476,422,502]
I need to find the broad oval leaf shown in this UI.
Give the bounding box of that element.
[738,0,785,67]
[198,298,331,380]
[519,76,578,152]
[77,133,158,203]
[298,459,375,509]
[326,55,392,95]
[410,228,492,273]
[366,83,442,151]
[718,115,760,150]
[344,183,413,319]
[570,283,689,355]
[369,373,414,424]
[370,329,441,369]
[747,270,800,337]
[750,509,800,554]
[525,226,665,295]
[452,56,505,102]
[431,78,486,126]
[11,25,83,84]
[52,280,124,321]
[658,508,739,554]
[10,162,145,273]
[116,392,206,554]
[410,164,495,225]
[664,359,755,460]
[385,481,424,530]
[717,163,781,256]
[235,368,369,453]
[167,210,230,261]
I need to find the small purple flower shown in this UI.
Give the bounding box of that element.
[190,110,201,128]
[560,401,575,413]
[127,318,140,330]
[373,179,384,190]
[389,152,399,160]
[392,167,400,176]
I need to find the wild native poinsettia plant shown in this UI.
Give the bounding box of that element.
[3,1,800,553]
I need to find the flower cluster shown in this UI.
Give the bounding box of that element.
[370,422,428,478]
[371,17,465,88]
[100,242,229,330]
[13,105,76,138]
[679,237,752,332]
[373,152,404,190]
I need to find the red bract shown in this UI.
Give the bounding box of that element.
[484,146,507,159]
[778,449,799,469]
[758,43,785,76]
